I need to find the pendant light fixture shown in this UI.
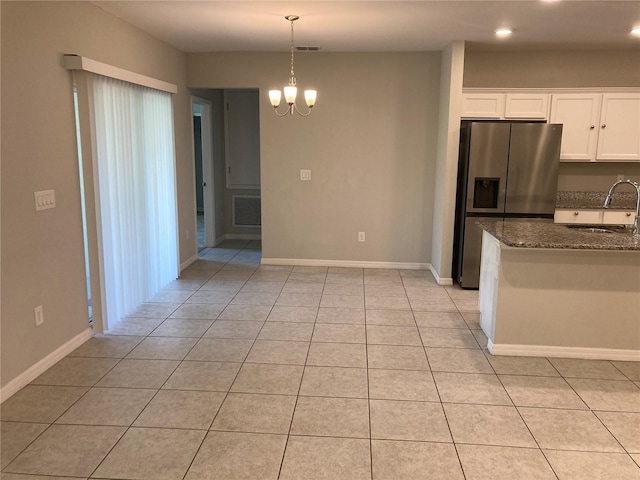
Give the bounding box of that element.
[269,15,317,117]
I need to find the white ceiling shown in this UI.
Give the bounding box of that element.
[93,1,640,53]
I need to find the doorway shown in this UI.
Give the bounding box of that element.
[191,96,215,250]
[223,89,262,241]
[190,89,262,250]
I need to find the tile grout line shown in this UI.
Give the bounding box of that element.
[5,333,152,476]
[276,266,322,480]
[407,275,469,480]
[364,277,374,480]
[493,365,560,479]
[89,243,242,480]
[180,239,267,480]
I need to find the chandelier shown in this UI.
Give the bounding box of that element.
[268,15,317,117]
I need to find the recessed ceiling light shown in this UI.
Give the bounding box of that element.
[495,28,513,37]
[631,27,640,36]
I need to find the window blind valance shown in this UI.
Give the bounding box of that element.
[63,54,177,94]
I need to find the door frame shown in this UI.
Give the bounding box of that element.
[191,96,215,248]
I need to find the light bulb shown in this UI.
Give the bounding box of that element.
[269,90,282,107]
[495,28,513,37]
[304,90,317,107]
[284,86,297,105]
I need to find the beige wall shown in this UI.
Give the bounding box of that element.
[430,42,465,281]
[558,163,640,192]
[463,50,640,88]
[1,1,194,389]
[188,52,441,263]
[463,49,640,192]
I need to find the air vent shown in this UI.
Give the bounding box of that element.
[295,46,321,51]
[232,195,261,228]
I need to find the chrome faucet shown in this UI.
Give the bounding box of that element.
[603,179,640,235]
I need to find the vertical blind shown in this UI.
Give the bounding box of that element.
[92,75,178,331]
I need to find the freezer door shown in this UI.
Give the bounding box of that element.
[505,123,562,214]
[465,123,510,214]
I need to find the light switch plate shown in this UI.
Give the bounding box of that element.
[34,190,56,211]
[300,169,311,181]
[35,305,44,327]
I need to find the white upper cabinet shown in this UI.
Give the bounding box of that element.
[504,93,549,119]
[550,92,640,162]
[596,93,640,162]
[460,93,504,119]
[549,94,601,161]
[461,92,549,120]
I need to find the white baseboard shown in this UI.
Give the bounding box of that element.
[261,257,430,270]
[214,235,227,246]
[429,264,453,285]
[487,339,640,361]
[0,327,94,403]
[180,254,198,272]
[225,234,261,240]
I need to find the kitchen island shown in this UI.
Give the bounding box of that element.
[477,220,640,361]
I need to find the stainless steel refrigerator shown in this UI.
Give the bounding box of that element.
[453,122,562,289]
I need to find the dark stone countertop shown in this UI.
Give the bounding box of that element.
[478,219,640,251]
[556,191,637,210]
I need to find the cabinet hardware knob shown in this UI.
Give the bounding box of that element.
[590,125,595,129]
[574,212,579,215]
[627,213,632,216]
[601,124,607,128]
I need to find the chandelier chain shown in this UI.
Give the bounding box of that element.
[289,18,296,84]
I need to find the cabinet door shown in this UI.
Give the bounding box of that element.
[224,89,261,188]
[504,93,549,119]
[596,93,640,162]
[549,94,601,162]
[461,94,504,119]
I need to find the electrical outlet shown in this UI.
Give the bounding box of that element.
[300,169,311,181]
[617,174,625,181]
[35,305,44,327]
[358,232,366,242]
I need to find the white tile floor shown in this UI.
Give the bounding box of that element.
[2,240,640,479]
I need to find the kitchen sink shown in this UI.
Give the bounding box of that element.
[565,224,629,234]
